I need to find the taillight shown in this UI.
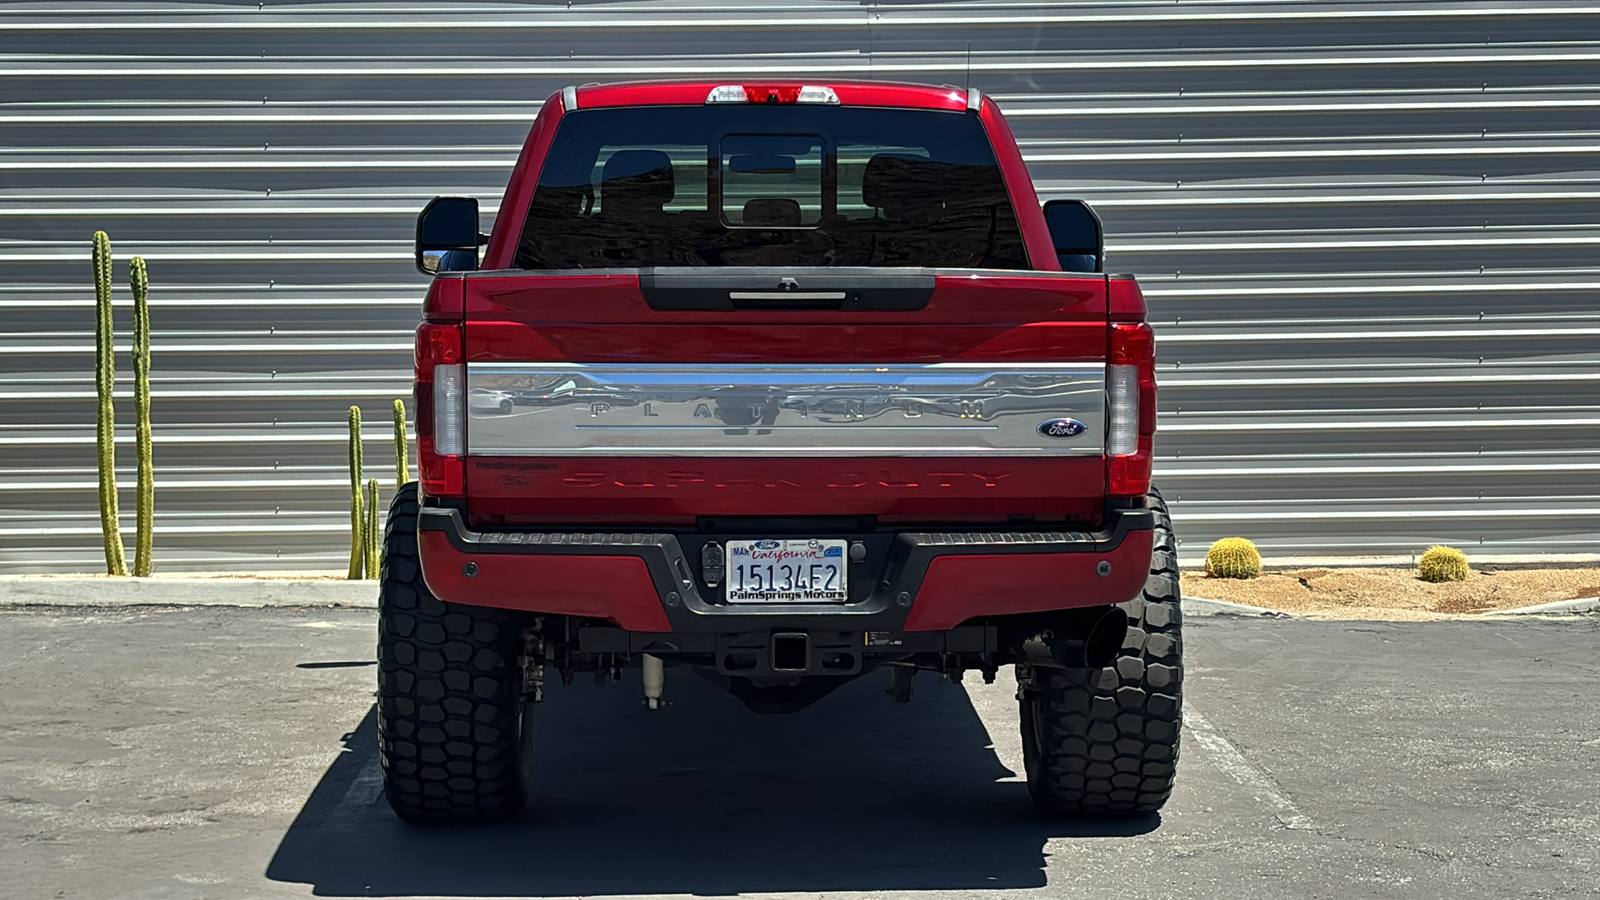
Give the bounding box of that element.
[432,365,464,456]
[1107,365,1139,456]
[415,322,464,497]
[1108,321,1156,499]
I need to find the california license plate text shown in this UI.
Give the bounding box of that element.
[725,539,848,602]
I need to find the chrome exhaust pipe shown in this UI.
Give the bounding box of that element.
[642,653,665,709]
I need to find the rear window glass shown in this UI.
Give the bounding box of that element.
[514,105,1029,270]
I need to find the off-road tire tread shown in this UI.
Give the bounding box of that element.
[1021,488,1182,816]
[376,484,528,823]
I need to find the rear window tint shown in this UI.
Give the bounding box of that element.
[515,105,1029,270]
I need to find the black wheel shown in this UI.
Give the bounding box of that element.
[376,483,532,823]
[498,399,513,414]
[1018,488,1182,816]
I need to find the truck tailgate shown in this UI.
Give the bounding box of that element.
[459,268,1110,526]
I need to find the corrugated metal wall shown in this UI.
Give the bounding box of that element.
[3,1,1598,572]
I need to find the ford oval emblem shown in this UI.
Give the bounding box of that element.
[753,540,781,550]
[1038,418,1087,439]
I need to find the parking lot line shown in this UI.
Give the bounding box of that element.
[1186,703,1316,830]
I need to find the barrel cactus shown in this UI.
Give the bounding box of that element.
[1204,537,1262,579]
[92,231,128,576]
[347,405,364,580]
[1418,545,1469,583]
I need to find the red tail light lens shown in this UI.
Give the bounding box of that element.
[415,322,464,497]
[1108,321,1156,499]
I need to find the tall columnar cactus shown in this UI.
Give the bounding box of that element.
[347,405,365,580]
[92,232,128,576]
[365,479,381,579]
[392,398,409,488]
[130,257,155,576]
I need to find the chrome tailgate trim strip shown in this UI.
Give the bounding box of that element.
[467,362,1106,457]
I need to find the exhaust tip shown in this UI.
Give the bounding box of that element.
[1083,607,1130,669]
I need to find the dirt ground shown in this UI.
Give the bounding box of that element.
[1182,566,1600,620]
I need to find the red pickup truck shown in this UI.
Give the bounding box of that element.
[378,80,1180,824]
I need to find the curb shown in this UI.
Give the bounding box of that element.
[1177,553,1600,569]
[1481,596,1600,617]
[4,580,1295,617]
[1182,595,1294,619]
[2,579,1589,619]
[0,576,378,609]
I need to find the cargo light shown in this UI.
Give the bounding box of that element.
[415,322,465,497]
[1108,319,1157,499]
[705,84,840,105]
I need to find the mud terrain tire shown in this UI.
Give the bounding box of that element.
[376,483,531,823]
[1019,489,1182,816]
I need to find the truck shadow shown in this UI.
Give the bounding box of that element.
[266,670,1158,896]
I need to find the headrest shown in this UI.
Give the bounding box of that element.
[861,153,941,218]
[742,198,802,227]
[601,150,674,208]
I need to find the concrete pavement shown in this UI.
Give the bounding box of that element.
[0,605,1596,899]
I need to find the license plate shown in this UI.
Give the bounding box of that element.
[725,539,848,602]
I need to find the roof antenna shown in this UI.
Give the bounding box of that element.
[965,41,972,90]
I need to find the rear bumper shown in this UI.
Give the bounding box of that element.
[416,504,1154,634]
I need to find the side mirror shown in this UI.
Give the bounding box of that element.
[416,197,486,275]
[1042,199,1103,273]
